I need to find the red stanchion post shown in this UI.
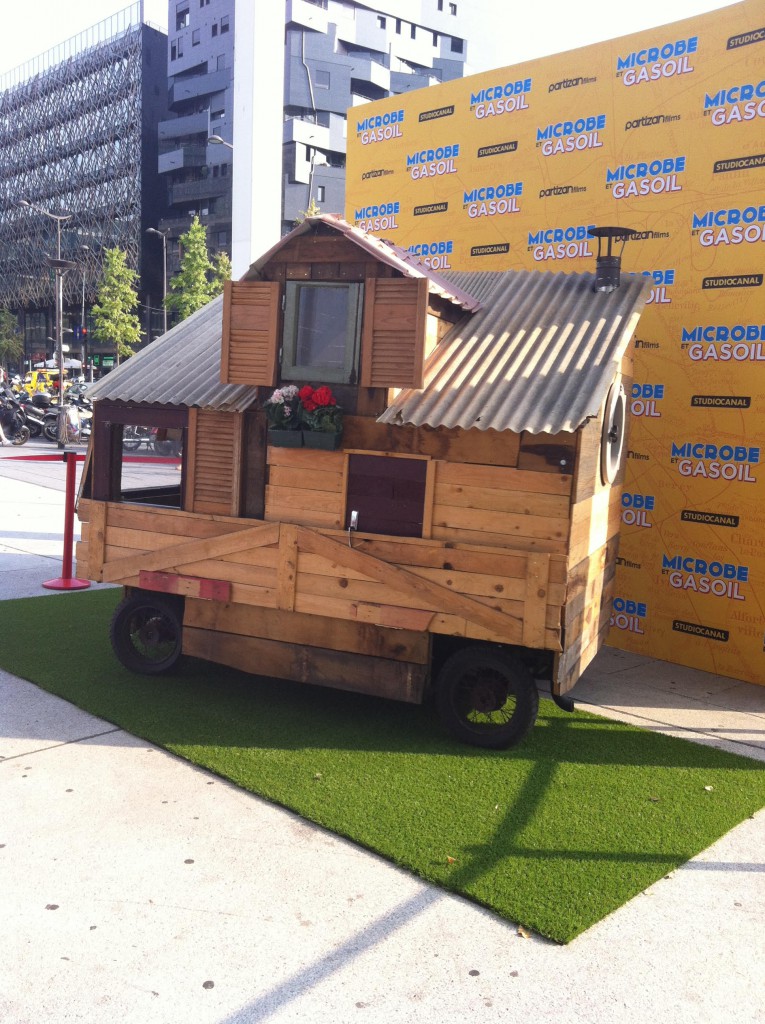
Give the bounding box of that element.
[43,451,91,591]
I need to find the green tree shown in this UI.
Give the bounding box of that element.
[91,248,142,365]
[0,308,22,373]
[165,215,218,322]
[295,197,321,225]
[210,250,232,298]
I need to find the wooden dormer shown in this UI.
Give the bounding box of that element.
[220,217,474,392]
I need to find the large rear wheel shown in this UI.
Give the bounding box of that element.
[435,646,539,749]
[110,593,183,675]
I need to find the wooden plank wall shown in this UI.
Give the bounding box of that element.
[556,362,634,694]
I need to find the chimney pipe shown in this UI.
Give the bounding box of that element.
[588,226,640,293]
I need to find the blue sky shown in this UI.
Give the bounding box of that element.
[0,0,736,79]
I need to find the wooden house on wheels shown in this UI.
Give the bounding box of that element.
[77,216,648,748]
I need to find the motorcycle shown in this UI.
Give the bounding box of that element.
[18,392,48,437]
[0,389,31,446]
[42,396,92,444]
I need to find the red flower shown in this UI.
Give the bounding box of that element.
[298,384,317,412]
[312,385,336,407]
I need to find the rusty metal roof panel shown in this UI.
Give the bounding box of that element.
[245,214,482,312]
[378,269,649,435]
[84,295,258,412]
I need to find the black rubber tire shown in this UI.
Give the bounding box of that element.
[109,593,183,675]
[43,421,58,442]
[122,428,142,452]
[435,646,539,749]
[153,438,180,457]
[12,426,30,446]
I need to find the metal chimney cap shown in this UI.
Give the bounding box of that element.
[588,226,641,240]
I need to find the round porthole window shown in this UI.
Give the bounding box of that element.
[600,380,626,485]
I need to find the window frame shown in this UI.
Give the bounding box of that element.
[281,281,364,385]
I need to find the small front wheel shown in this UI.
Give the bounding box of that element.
[435,646,539,749]
[12,426,30,446]
[110,593,183,675]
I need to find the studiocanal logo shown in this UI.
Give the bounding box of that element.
[536,114,606,156]
[469,78,531,119]
[681,509,739,528]
[704,80,765,126]
[681,323,765,362]
[692,205,765,247]
[702,273,762,289]
[610,597,647,635]
[406,239,455,270]
[463,181,522,219]
[353,202,399,232]
[713,153,765,174]
[630,382,664,418]
[616,35,697,86]
[606,156,685,200]
[727,26,765,49]
[527,223,595,262]
[621,491,654,529]
[669,441,759,483]
[406,144,460,181]
[661,553,749,602]
[672,619,729,642]
[691,394,751,409]
[356,109,404,145]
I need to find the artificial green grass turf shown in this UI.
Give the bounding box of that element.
[3,589,764,943]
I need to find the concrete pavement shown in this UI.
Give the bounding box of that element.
[1,454,764,1024]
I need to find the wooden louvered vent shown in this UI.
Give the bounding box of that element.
[221,280,280,386]
[360,277,427,389]
[186,408,243,516]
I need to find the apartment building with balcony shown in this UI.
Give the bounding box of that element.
[160,0,469,261]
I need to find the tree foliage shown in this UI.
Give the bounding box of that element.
[165,215,229,322]
[91,247,142,364]
[0,307,22,371]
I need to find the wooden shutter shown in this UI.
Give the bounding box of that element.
[360,277,428,389]
[186,408,243,516]
[221,280,280,385]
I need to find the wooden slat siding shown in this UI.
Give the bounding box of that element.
[267,446,344,473]
[522,554,551,648]
[342,417,521,468]
[99,521,280,584]
[556,579,615,695]
[518,431,577,475]
[567,486,623,570]
[268,464,344,494]
[183,627,429,704]
[220,280,280,386]
[432,504,569,544]
[296,527,523,638]
[433,481,570,519]
[436,461,572,495]
[85,500,107,581]
[277,524,298,611]
[360,277,428,388]
[184,598,431,664]
[188,409,243,517]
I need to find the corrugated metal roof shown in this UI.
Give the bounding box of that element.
[84,295,259,412]
[378,269,649,435]
[245,214,482,312]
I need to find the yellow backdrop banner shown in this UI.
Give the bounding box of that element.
[345,0,765,683]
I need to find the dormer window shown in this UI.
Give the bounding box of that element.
[281,281,363,384]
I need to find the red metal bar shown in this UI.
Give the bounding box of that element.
[42,451,91,591]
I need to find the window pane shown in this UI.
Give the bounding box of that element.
[295,287,349,370]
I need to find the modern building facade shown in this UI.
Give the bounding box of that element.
[159,0,470,271]
[0,3,168,373]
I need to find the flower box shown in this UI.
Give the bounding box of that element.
[268,429,303,448]
[303,430,343,450]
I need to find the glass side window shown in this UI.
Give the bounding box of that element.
[281,282,363,384]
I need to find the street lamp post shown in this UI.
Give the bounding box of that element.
[146,227,169,336]
[18,199,75,447]
[207,134,234,151]
[80,245,90,380]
